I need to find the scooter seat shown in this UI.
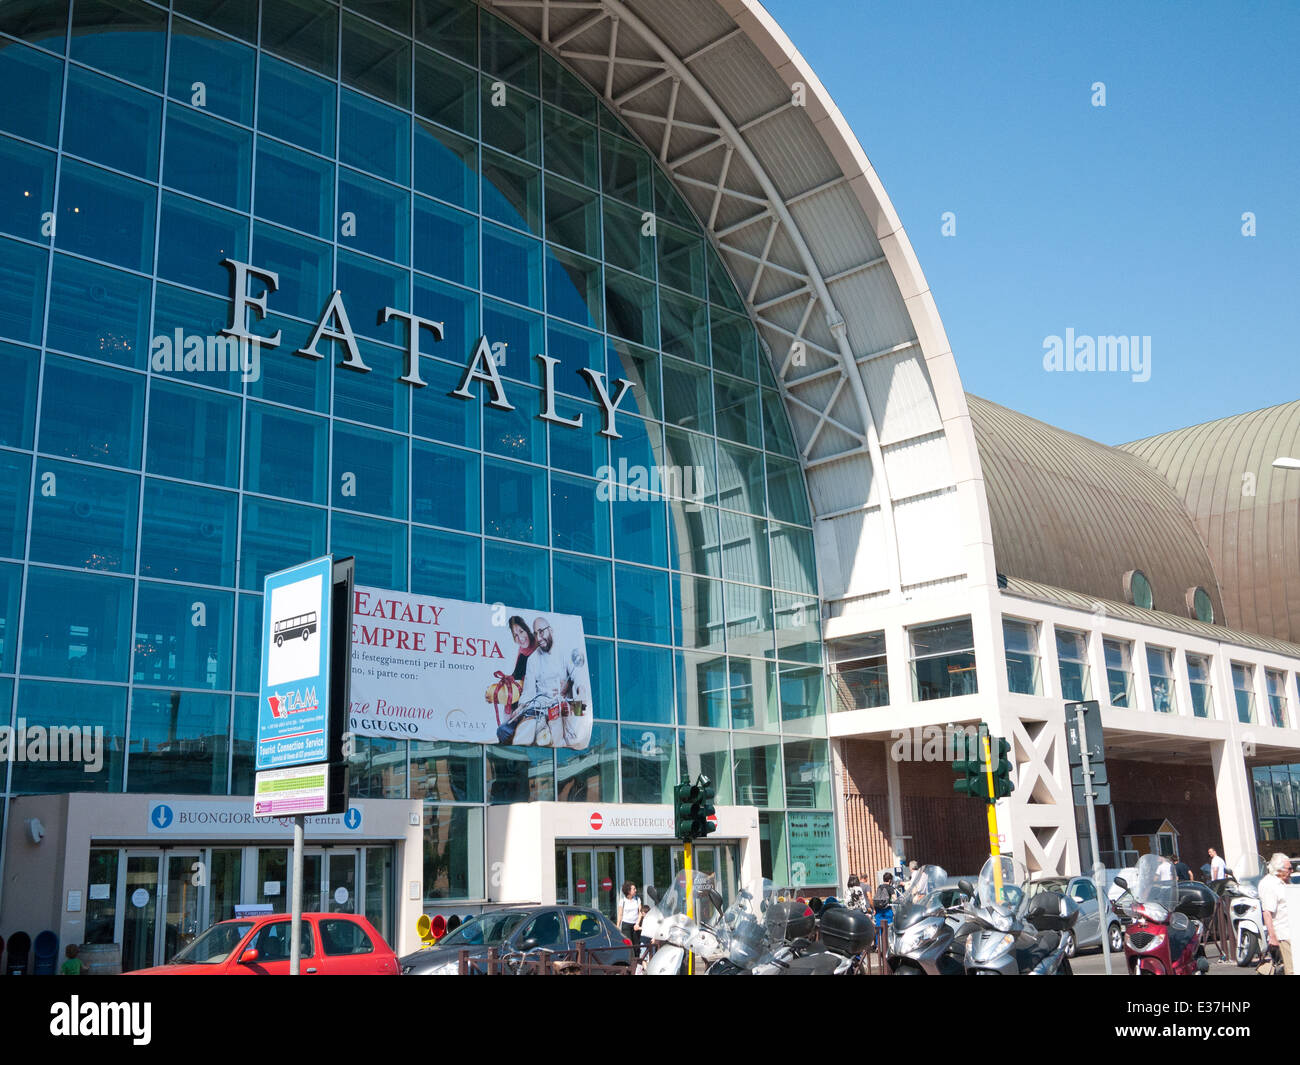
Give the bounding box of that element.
[779,951,844,975]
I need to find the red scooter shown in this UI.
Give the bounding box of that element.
[1113,853,1209,975]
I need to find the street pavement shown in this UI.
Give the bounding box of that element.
[1071,947,1253,975]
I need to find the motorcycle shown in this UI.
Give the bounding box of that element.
[640,870,726,975]
[704,880,802,974]
[1113,853,1209,975]
[962,855,1079,975]
[887,865,977,975]
[1213,856,1265,967]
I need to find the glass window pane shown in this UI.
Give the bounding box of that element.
[617,644,673,725]
[486,746,554,804]
[414,196,477,286]
[483,384,545,464]
[410,527,480,601]
[611,477,668,567]
[783,739,831,808]
[729,657,778,732]
[411,440,479,532]
[557,721,618,801]
[127,689,230,793]
[676,652,729,730]
[552,552,612,639]
[338,169,409,265]
[415,0,477,67]
[550,472,609,556]
[481,74,539,163]
[250,222,333,322]
[164,105,252,211]
[483,456,547,545]
[21,568,133,681]
[546,247,602,330]
[0,138,54,245]
[151,283,242,392]
[774,592,821,664]
[412,359,478,448]
[56,160,155,273]
[0,342,38,449]
[620,724,676,804]
[332,423,408,519]
[482,150,540,235]
[341,12,410,109]
[605,269,657,347]
[410,740,483,802]
[262,0,338,78]
[484,541,548,611]
[71,0,166,91]
[422,804,483,901]
[414,46,476,137]
[725,582,774,660]
[235,594,261,691]
[335,252,407,344]
[255,139,334,240]
[713,375,761,446]
[733,733,782,807]
[12,680,127,791]
[331,512,407,590]
[38,354,144,468]
[766,457,810,527]
[157,192,249,295]
[711,310,759,382]
[134,583,233,690]
[63,66,160,180]
[615,564,671,646]
[0,41,62,145]
[543,106,598,187]
[239,498,326,591]
[334,341,410,431]
[244,402,328,503]
[658,222,705,298]
[602,134,652,210]
[29,459,137,572]
[413,273,477,355]
[481,298,543,387]
[258,55,336,156]
[175,0,257,41]
[480,11,537,93]
[679,726,731,803]
[140,479,238,585]
[0,453,29,559]
[672,573,725,652]
[340,88,411,185]
[0,238,46,345]
[414,119,477,210]
[47,255,150,369]
[168,17,256,125]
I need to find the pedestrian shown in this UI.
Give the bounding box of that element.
[846,873,866,912]
[1173,853,1191,882]
[1208,847,1228,882]
[872,872,895,929]
[1155,855,1175,882]
[60,944,81,975]
[1260,853,1292,973]
[619,881,641,950]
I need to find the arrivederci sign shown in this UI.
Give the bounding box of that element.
[220,258,637,437]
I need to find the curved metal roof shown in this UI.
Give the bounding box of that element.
[967,395,1225,621]
[1121,401,1300,644]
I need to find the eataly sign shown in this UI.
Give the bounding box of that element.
[220,258,636,438]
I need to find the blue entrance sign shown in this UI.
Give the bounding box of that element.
[257,556,334,771]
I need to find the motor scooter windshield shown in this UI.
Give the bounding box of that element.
[641,868,716,943]
[714,879,785,970]
[1132,852,1175,908]
[894,865,948,929]
[975,855,1028,921]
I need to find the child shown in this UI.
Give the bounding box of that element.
[60,944,82,975]
[634,903,652,973]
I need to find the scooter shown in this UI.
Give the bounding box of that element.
[1213,857,1265,967]
[887,865,976,975]
[1113,853,1209,975]
[641,871,727,974]
[962,855,1079,975]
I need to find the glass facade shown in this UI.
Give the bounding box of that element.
[1002,617,1039,696]
[0,0,829,894]
[1055,628,1090,702]
[909,618,977,701]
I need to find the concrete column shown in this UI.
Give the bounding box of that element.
[1211,738,1259,872]
[884,744,904,865]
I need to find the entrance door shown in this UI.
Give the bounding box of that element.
[326,851,358,913]
[121,853,161,973]
[593,848,618,923]
[160,852,202,963]
[568,847,619,920]
[570,849,594,912]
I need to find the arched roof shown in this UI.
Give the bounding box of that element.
[967,395,1225,621]
[1122,401,1300,644]
[490,0,997,608]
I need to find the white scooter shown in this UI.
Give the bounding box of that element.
[1218,856,1266,967]
[640,870,726,974]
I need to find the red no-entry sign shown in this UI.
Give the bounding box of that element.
[589,811,603,830]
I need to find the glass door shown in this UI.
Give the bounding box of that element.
[160,852,202,964]
[326,850,358,913]
[256,848,288,909]
[208,848,242,925]
[121,853,160,974]
[364,846,393,946]
[300,852,323,912]
[594,848,618,923]
[570,848,594,911]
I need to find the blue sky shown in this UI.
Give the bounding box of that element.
[762,0,1299,443]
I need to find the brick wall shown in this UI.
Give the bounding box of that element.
[1108,757,1224,869]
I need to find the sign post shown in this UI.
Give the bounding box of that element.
[1067,699,1112,976]
[255,556,354,975]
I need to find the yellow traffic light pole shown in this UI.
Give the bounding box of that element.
[982,732,1003,898]
[684,839,694,975]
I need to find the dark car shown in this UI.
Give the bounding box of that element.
[400,906,633,974]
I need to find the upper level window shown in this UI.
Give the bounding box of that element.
[830,633,887,711]
[1186,587,1214,624]
[1146,646,1175,714]
[910,619,978,702]
[1266,670,1289,728]
[1231,663,1256,724]
[1124,570,1153,610]
[1003,618,1040,696]
[1055,628,1090,702]
[1186,653,1213,719]
[1103,638,1133,708]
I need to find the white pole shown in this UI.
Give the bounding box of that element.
[1077,705,1112,976]
[290,815,304,975]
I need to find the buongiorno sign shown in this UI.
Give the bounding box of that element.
[219,258,638,438]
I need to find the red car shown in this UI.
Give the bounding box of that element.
[127,913,399,975]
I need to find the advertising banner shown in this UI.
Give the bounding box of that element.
[257,557,333,772]
[348,587,594,749]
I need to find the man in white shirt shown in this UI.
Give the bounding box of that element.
[1259,852,1293,973]
[1207,847,1228,883]
[515,616,580,746]
[1155,856,1175,882]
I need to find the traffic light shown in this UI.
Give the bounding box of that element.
[674,776,717,841]
[989,736,1014,799]
[673,781,695,840]
[951,729,989,800]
